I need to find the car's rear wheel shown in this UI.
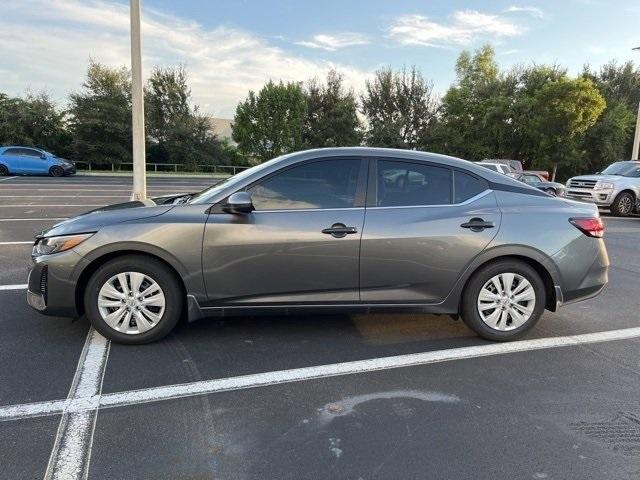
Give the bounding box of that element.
[610,192,634,217]
[49,165,64,177]
[461,259,546,341]
[0,164,8,176]
[84,255,183,344]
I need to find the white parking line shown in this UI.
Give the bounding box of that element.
[0,284,28,290]
[0,241,32,245]
[2,325,640,423]
[44,328,110,480]
[0,176,17,182]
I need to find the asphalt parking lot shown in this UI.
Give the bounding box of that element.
[1,174,640,479]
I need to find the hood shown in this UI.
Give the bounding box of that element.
[42,200,174,237]
[569,174,620,182]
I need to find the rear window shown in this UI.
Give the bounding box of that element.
[454,170,488,203]
[377,160,452,206]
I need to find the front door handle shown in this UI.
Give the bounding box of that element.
[322,223,358,238]
[460,218,495,232]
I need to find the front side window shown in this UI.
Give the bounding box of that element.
[248,159,360,210]
[16,148,41,157]
[377,160,451,207]
[454,170,488,203]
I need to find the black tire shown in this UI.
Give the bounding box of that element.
[461,259,546,341]
[610,192,634,217]
[0,164,8,176]
[50,165,64,177]
[84,255,183,344]
[544,187,557,196]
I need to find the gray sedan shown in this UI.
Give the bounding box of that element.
[27,148,609,344]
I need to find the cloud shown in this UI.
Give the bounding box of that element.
[0,0,370,117]
[504,6,545,18]
[295,33,369,51]
[387,10,522,48]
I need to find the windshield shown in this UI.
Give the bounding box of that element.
[601,162,640,177]
[189,153,292,204]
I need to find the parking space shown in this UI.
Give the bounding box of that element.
[1,175,640,479]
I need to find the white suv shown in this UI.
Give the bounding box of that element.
[566,161,640,216]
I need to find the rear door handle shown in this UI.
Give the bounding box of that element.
[460,218,495,231]
[322,223,358,238]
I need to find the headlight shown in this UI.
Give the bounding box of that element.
[32,233,94,256]
[594,181,614,190]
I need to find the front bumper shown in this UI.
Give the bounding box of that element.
[565,187,614,206]
[26,251,87,317]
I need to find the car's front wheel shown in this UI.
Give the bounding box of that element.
[84,255,183,344]
[610,192,634,217]
[49,165,64,177]
[461,259,546,341]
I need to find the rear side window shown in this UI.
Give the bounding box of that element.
[454,170,488,203]
[248,158,361,210]
[3,148,20,156]
[377,160,452,207]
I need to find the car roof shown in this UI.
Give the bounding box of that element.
[1,146,44,151]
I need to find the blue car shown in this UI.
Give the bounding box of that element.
[0,146,76,177]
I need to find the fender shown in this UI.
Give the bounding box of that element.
[71,240,207,303]
[437,243,562,313]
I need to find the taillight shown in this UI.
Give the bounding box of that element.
[569,217,605,238]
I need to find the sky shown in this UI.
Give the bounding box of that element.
[1,0,639,117]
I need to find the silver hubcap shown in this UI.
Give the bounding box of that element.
[477,273,536,331]
[619,196,632,213]
[97,272,165,335]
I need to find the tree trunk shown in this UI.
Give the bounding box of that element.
[552,164,558,182]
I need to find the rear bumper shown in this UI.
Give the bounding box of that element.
[555,238,609,307]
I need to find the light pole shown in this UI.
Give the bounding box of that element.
[130,0,146,200]
[633,47,640,161]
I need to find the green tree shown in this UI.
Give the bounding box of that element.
[518,75,606,178]
[145,66,222,168]
[303,70,361,148]
[435,45,514,158]
[579,61,640,173]
[68,61,132,167]
[232,80,307,162]
[0,92,71,155]
[361,66,438,149]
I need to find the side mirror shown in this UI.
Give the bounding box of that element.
[223,191,254,214]
[40,154,47,159]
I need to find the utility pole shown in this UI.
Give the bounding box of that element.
[130,0,146,200]
[633,47,640,161]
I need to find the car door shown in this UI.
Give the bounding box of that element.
[202,157,368,305]
[360,159,501,303]
[1,148,26,174]
[16,148,44,174]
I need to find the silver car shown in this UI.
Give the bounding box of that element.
[27,148,609,344]
[566,161,640,216]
